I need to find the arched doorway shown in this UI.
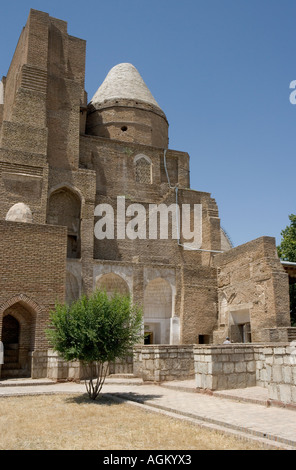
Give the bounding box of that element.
[144,278,172,344]
[2,315,20,367]
[1,302,36,378]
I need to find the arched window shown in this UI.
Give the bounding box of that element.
[96,273,130,298]
[47,187,81,259]
[134,154,152,184]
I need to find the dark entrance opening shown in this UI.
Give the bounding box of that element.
[144,331,153,345]
[2,315,20,366]
[198,335,211,344]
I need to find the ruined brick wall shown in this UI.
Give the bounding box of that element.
[213,237,291,343]
[180,265,218,344]
[0,9,89,228]
[0,9,86,168]
[0,10,49,158]
[46,18,86,170]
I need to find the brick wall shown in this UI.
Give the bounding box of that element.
[0,220,67,350]
[213,237,291,343]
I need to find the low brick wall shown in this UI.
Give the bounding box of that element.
[253,345,269,387]
[31,343,296,406]
[31,350,48,379]
[47,351,81,381]
[194,343,296,405]
[31,349,134,380]
[31,350,81,381]
[194,344,256,390]
[133,345,195,382]
[109,355,134,375]
[263,344,296,405]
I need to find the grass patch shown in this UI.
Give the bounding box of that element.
[0,393,274,450]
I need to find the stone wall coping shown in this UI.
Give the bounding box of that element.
[134,345,194,351]
[193,343,290,350]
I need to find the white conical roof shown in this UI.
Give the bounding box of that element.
[90,63,162,110]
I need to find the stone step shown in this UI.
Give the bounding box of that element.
[2,362,21,370]
[108,373,137,379]
[1,369,30,378]
[4,350,18,357]
[288,328,296,342]
[0,378,55,387]
[4,357,19,364]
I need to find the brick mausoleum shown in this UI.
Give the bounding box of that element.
[0,9,295,381]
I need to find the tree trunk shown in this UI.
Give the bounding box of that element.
[83,361,109,400]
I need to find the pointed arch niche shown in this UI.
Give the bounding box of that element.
[0,296,39,377]
[144,278,173,344]
[47,185,82,259]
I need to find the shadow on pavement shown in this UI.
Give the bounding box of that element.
[65,391,163,406]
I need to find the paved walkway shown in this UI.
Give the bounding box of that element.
[0,377,296,450]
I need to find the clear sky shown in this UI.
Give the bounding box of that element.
[0,0,295,248]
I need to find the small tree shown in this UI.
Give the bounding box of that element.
[277,214,296,326]
[46,290,143,400]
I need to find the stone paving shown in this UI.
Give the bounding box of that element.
[0,377,295,450]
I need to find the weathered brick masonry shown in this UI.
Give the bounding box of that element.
[0,221,66,376]
[0,9,295,380]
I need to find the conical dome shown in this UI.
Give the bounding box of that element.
[90,63,162,111]
[86,63,168,148]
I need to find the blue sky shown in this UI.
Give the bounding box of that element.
[0,0,295,248]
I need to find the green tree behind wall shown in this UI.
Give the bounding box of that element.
[277,214,296,326]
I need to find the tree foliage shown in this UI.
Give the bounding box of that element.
[277,214,296,262]
[277,214,296,326]
[46,290,143,399]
